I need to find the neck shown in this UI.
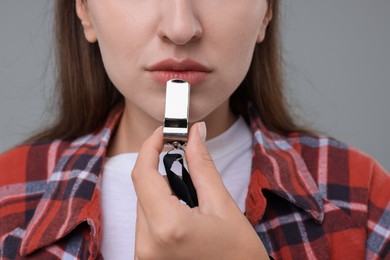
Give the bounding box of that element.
[107,100,236,156]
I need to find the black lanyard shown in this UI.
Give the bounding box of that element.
[163,150,198,208]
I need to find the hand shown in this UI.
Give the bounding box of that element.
[132,123,269,260]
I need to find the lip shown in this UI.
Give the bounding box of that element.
[146,58,212,85]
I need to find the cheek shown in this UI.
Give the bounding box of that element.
[88,4,149,87]
[208,21,259,93]
[208,6,265,78]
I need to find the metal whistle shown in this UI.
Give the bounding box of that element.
[163,79,190,145]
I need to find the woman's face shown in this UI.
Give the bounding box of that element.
[76,0,271,122]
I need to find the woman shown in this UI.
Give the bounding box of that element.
[1,0,389,259]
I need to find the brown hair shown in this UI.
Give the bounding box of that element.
[231,1,303,134]
[30,0,303,142]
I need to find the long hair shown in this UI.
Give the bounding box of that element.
[231,1,303,134]
[30,0,302,142]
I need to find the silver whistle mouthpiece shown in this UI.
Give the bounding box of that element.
[163,79,190,144]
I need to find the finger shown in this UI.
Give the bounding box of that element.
[133,126,163,172]
[132,127,177,219]
[185,122,233,208]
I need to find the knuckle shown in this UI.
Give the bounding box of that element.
[200,152,216,168]
[131,167,138,182]
[131,165,143,184]
[151,221,187,246]
[135,245,157,260]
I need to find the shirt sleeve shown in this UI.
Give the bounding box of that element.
[365,162,390,259]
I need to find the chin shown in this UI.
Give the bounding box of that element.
[188,108,214,123]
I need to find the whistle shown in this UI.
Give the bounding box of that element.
[163,79,190,144]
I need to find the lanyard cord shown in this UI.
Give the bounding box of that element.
[163,150,198,208]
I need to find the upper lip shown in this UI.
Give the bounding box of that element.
[146,58,212,72]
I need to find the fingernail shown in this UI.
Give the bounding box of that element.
[198,122,207,142]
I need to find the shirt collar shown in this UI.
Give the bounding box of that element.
[245,104,324,225]
[20,105,123,258]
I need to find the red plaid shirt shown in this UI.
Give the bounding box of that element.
[1,105,389,259]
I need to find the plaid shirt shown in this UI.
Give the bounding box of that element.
[1,104,389,260]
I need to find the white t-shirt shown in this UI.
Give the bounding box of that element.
[101,116,252,259]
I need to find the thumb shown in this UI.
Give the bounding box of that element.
[185,122,230,207]
[186,122,214,173]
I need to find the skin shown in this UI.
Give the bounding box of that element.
[76,0,271,258]
[76,0,271,153]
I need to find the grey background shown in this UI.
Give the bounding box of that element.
[1,1,389,172]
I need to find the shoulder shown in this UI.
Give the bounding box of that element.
[0,140,72,258]
[0,140,71,186]
[289,132,389,215]
[0,145,30,181]
[289,132,386,180]
[289,133,390,257]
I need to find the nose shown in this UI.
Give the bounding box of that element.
[158,1,203,45]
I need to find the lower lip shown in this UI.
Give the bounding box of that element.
[148,71,209,85]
